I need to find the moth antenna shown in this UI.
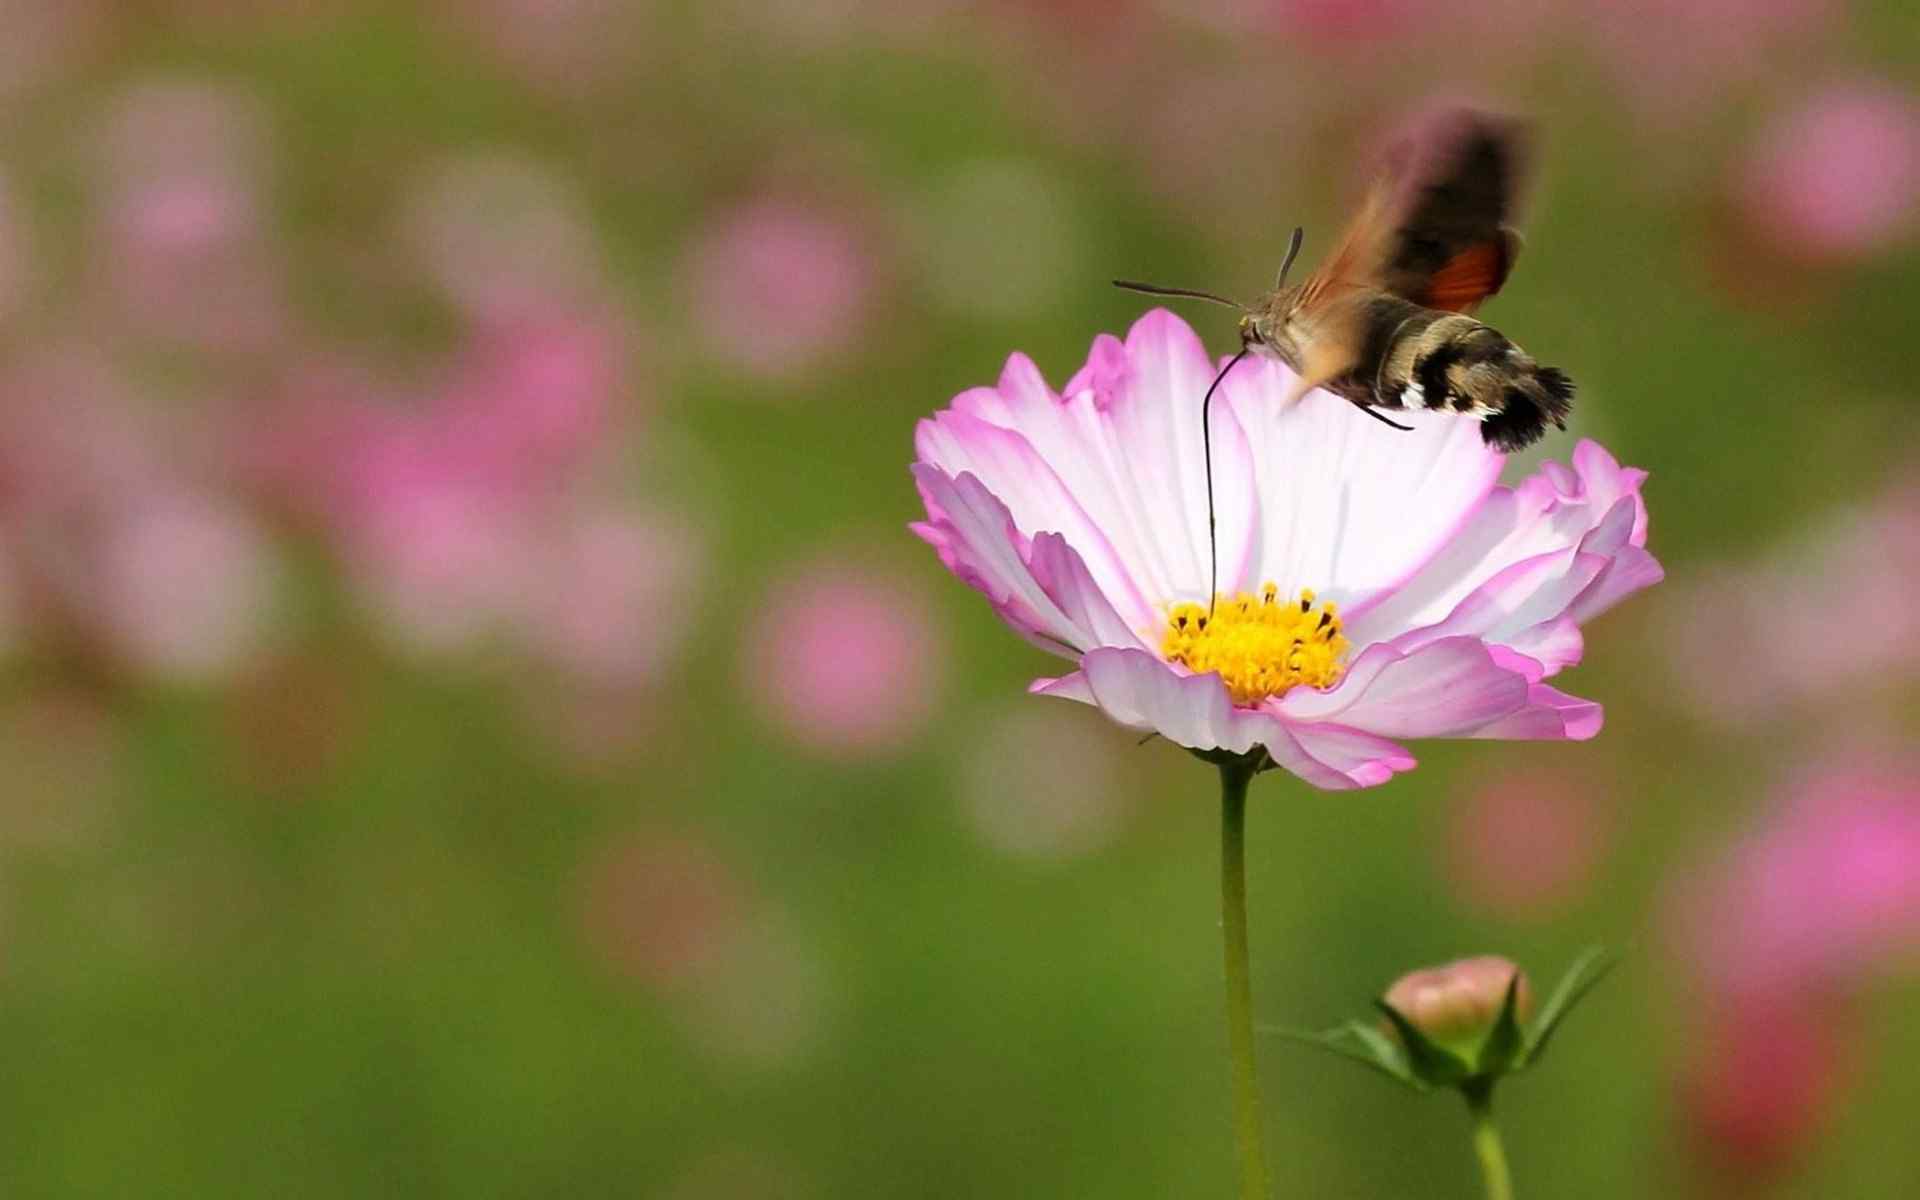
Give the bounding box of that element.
[1111,280,1246,309]
[1273,226,1305,290]
[1200,348,1252,619]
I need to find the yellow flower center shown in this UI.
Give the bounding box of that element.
[1161,584,1350,706]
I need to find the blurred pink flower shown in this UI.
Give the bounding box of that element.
[401,153,606,324]
[430,0,641,96]
[1659,480,1920,729]
[1665,759,1920,1179]
[1738,80,1920,262]
[0,348,281,684]
[578,831,748,990]
[250,321,698,684]
[959,704,1141,863]
[577,831,836,1070]
[0,347,165,514]
[741,558,946,758]
[1680,992,1851,1175]
[1584,0,1839,120]
[88,79,286,350]
[257,318,618,536]
[281,380,537,658]
[345,474,535,659]
[431,315,624,490]
[1446,765,1612,919]
[79,491,282,684]
[1670,761,1920,999]
[1265,0,1436,44]
[683,196,877,383]
[520,506,705,690]
[913,311,1662,789]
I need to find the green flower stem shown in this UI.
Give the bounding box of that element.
[1465,1083,1514,1200]
[1218,759,1271,1200]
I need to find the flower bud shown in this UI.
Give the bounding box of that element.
[1383,955,1535,1057]
[1274,945,1611,1095]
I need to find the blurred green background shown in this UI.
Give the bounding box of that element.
[0,2,1917,1196]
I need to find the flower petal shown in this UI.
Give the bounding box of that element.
[1039,647,1417,790]
[1265,723,1418,791]
[915,405,1156,637]
[1346,440,1661,659]
[1028,532,1153,653]
[1028,670,1095,704]
[914,465,1158,656]
[910,464,1088,657]
[1272,636,1532,738]
[1465,685,1604,741]
[1217,352,1504,607]
[919,312,1261,607]
[1074,645,1264,753]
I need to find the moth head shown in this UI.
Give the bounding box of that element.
[1237,312,1263,349]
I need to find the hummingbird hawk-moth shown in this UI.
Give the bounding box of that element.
[1115,109,1572,610]
[1118,108,1573,453]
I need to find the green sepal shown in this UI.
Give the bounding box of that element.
[1476,973,1527,1075]
[1520,944,1618,1069]
[1263,1021,1427,1091]
[1374,1000,1472,1088]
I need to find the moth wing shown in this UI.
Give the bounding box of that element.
[1375,111,1531,313]
[1417,229,1523,313]
[1302,110,1531,316]
[1293,165,1399,313]
[1280,300,1370,406]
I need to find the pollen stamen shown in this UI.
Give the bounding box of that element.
[1161,584,1350,706]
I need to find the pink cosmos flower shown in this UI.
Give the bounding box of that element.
[400,153,605,324]
[740,558,946,759]
[1669,761,1920,997]
[1664,760,1920,1177]
[79,489,282,685]
[520,506,705,691]
[912,310,1662,789]
[1681,991,1851,1174]
[1583,0,1839,122]
[430,0,639,97]
[89,80,286,352]
[1658,479,1920,730]
[577,831,748,990]
[1737,80,1920,263]
[683,195,877,383]
[1446,765,1613,919]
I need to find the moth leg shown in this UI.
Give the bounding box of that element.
[1280,356,1353,409]
[1280,311,1363,408]
[1345,397,1413,431]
